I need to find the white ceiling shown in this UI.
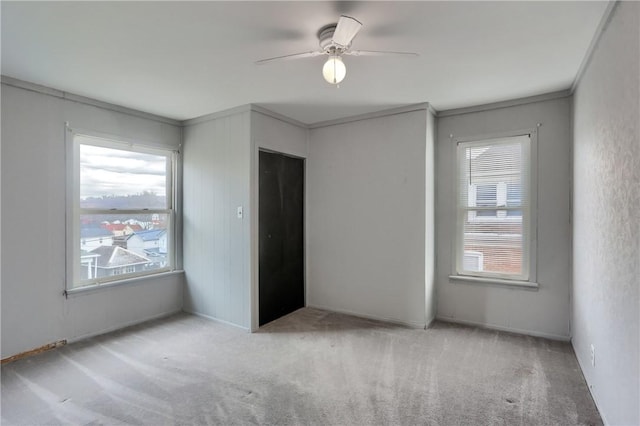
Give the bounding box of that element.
[1,1,609,124]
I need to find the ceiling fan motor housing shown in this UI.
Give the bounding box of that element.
[318,25,349,53]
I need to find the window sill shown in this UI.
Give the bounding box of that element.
[65,270,185,298]
[448,275,539,290]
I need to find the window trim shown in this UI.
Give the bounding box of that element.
[65,125,179,292]
[451,128,538,286]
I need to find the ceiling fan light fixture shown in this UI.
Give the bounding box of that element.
[322,55,346,84]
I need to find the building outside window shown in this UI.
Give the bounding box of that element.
[67,130,176,290]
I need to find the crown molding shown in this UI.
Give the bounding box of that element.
[437,90,571,118]
[181,104,253,126]
[250,105,308,129]
[570,0,619,94]
[1,75,181,126]
[308,103,431,129]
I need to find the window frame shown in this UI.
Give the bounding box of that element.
[66,125,178,292]
[452,129,538,286]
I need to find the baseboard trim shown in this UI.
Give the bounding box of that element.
[67,309,183,344]
[425,313,436,330]
[2,309,184,361]
[1,340,67,365]
[572,342,609,425]
[184,310,250,332]
[435,315,570,341]
[307,304,426,329]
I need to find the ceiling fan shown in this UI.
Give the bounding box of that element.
[256,15,418,85]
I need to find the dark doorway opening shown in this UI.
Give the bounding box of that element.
[259,151,304,326]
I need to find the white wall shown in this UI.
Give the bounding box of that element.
[182,109,252,329]
[1,81,184,359]
[182,107,307,331]
[306,107,432,327]
[436,96,572,340]
[184,105,433,331]
[251,109,308,159]
[572,2,639,424]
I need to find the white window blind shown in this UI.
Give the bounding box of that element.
[456,134,531,281]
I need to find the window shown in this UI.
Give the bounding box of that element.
[455,133,535,282]
[468,182,523,219]
[475,183,499,217]
[68,131,175,290]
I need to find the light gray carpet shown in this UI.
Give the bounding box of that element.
[1,308,601,425]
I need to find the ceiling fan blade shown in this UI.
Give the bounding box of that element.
[332,15,362,47]
[346,50,419,57]
[255,51,323,65]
